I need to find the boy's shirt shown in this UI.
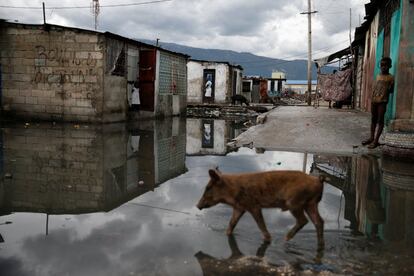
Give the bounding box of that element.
[372,74,394,103]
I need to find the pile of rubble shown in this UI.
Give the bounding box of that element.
[187,104,261,119]
[279,97,306,105]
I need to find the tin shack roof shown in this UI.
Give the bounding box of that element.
[0,20,190,58]
[189,58,243,70]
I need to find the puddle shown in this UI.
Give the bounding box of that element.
[0,118,413,275]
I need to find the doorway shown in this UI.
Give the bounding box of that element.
[202,69,215,103]
[139,49,156,112]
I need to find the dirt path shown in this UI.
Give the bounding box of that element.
[230,106,374,154]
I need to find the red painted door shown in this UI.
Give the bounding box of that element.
[139,49,156,111]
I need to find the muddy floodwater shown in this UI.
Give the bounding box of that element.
[0,118,413,275]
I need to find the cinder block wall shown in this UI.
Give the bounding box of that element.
[186,61,229,104]
[187,61,203,104]
[102,37,128,123]
[0,24,105,122]
[156,51,188,117]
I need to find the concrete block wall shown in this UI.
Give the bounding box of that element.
[157,51,187,117]
[102,37,128,122]
[187,61,204,103]
[187,61,229,104]
[0,24,105,122]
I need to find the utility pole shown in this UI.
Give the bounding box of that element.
[349,8,352,47]
[42,2,46,24]
[91,0,100,30]
[301,0,317,106]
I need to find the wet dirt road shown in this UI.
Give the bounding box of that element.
[0,118,413,275]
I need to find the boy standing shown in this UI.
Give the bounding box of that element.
[362,57,394,149]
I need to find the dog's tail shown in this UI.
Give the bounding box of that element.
[319,175,330,183]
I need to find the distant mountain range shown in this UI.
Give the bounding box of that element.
[139,39,336,80]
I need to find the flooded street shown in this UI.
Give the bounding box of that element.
[0,118,413,275]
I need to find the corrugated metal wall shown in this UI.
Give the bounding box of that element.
[386,7,402,124]
[361,13,379,112]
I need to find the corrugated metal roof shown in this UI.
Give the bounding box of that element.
[0,21,190,58]
[189,59,243,70]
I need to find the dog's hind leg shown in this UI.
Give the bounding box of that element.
[285,208,308,241]
[305,202,324,249]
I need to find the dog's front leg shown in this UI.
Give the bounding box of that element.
[226,208,245,235]
[250,208,271,241]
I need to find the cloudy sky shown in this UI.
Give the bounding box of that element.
[0,0,367,60]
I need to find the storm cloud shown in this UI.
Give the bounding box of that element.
[0,0,366,63]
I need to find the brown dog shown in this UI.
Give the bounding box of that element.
[197,169,327,248]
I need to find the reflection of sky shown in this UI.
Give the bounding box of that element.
[0,149,400,275]
[227,147,314,172]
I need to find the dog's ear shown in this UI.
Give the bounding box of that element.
[209,169,221,182]
[215,166,221,173]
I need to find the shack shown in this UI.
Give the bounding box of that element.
[350,0,414,158]
[0,21,189,123]
[187,59,243,104]
[242,76,268,103]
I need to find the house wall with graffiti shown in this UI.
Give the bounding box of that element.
[0,23,105,122]
[0,22,189,122]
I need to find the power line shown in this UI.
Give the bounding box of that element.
[0,0,172,10]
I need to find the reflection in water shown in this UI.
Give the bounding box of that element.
[0,116,413,275]
[312,153,414,248]
[0,118,186,216]
[195,235,328,275]
[195,235,280,275]
[186,118,248,156]
[194,148,414,274]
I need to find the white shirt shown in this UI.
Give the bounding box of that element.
[132,87,140,105]
[205,80,212,97]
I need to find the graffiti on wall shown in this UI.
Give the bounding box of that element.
[32,45,99,85]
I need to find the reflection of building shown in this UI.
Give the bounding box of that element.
[187,60,243,104]
[381,155,414,245]
[0,21,189,122]
[312,154,414,246]
[186,118,244,155]
[0,118,186,215]
[311,155,359,233]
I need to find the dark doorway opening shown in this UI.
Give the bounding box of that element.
[202,69,215,103]
[139,49,156,112]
